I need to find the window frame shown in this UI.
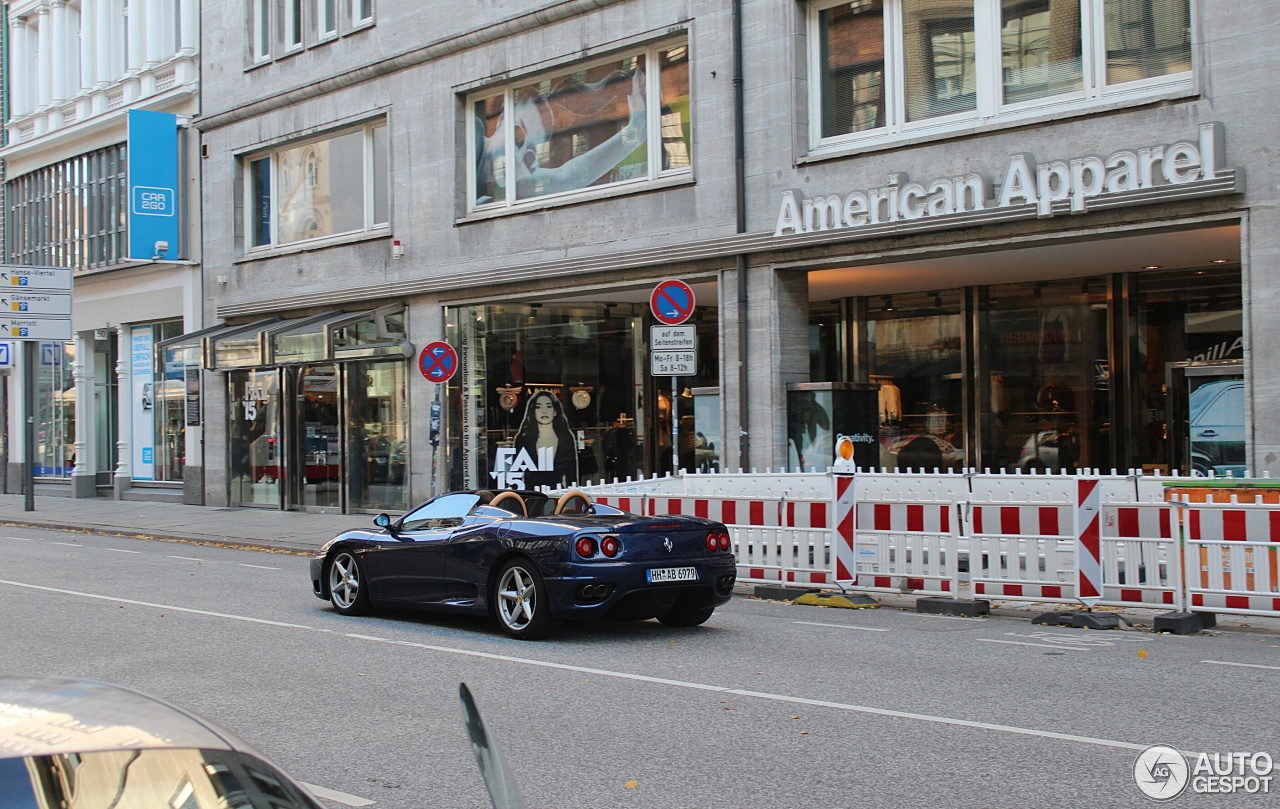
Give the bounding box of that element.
[351,0,373,28]
[315,0,339,40]
[241,120,391,255]
[251,0,272,64]
[465,38,692,214]
[283,0,305,54]
[808,0,1195,154]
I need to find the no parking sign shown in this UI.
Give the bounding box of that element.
[650,279,696,325]
[419,341,458,383]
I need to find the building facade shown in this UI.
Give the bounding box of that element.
[192,0,1270,513]
[2,0,203,502]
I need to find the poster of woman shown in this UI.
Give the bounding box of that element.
[511,390,579,489]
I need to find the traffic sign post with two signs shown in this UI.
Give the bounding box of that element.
[650,280,697,474]
[2,265,75,514]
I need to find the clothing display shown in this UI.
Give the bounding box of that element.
[876,379,902,422]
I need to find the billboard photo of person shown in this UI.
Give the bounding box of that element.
[512,390,579,489]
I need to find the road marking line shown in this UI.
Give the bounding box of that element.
[105,548,143,554]
[167,556,202,561]
[238,564,280,570]
[299,782,374,807]
[793,621,890,632]
[0,577,1170,754]
[346,633,1153,752]
[54,542,79,547]
[977,639,1090,651]
[0,580,316,629]
[1202,660,1280,672]
[5,536,35,541]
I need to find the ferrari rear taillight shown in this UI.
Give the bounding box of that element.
[705,532,720,552]
[600,535,620,558]
[575,536,597,558]
[718,532,731,551]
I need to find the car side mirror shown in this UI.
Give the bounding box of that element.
[374,513,391,529]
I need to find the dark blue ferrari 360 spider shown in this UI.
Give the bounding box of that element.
[309,489,737,639]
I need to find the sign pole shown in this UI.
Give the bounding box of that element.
[671,375,678,475]
[23,341,35,512]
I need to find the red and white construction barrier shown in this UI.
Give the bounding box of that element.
[1183,501,1280,616]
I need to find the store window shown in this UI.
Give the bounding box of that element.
[229,369,283,507]
[445,301,718,491]
[979,278,1112,473]
[866,290,964,471]
[147,321,187,482]
[35,342,77,477]
[810,0,1191,150]
[244,121,388,250]
[468,38,691,211]
[1131,265,1242,473]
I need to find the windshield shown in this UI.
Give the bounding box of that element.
[0,748,322,809]
[400,493,481,531]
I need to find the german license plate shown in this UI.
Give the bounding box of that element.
[647,566,698,583]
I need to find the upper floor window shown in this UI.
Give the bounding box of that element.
[245,122,389,251]
[810,0,1192,151]
[4,145,129,271]
[467,39,691,212]
[249,0,368,64]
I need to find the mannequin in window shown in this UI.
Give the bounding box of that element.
[513,391,579,489]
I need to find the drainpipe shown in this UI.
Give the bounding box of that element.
[732,0,750,469]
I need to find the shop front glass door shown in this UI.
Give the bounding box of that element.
[291,364,342,510]
[229,369,282,507]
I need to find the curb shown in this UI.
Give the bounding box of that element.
[0,519,316,556]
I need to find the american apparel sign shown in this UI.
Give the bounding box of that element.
[775,123,1229,237]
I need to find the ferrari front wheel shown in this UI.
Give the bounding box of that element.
[494,559,558,640]
[328,551,372,616]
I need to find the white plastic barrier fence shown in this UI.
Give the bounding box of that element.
[1181,499,1280,617]
[1101,503,1182,610]
[591,493,835,586]
[849,495,961,598]
[968,499,1079,602]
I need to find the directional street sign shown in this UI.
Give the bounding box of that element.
[0,266,73,291]
[650,279,696,326]
[1,292,72,316]
[1,317,72,341]
[419,341,459,383]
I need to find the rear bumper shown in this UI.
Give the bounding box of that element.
[544,556,736,619]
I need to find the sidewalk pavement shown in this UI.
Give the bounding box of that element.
[0,493,371,554]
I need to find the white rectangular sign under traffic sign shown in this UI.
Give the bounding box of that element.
[0,292,72,316]
[1,317,72,341]
[651,325,697,351]
[0,265,73,291]
[651,349,697,376]
[0,342,11,368]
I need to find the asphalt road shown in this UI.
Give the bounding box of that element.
[3,526,1278,808]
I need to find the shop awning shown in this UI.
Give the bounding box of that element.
[157,305,410,372]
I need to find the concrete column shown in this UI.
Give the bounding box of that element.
[71,333,96,497]
[94,0,113,88]
[126,0,144,74]
[145,0,165,67]
[36,5,51,109]
[78,0,96,93]
[50,1,68,104]
[10,18,28,116]
[178,0,196,54]
[114,325,132,498]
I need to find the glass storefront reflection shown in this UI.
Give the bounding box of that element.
[445,301,718,491]
[229,369,282,507]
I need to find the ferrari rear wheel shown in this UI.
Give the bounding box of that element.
[328,551,372,616]
[658,606,715,627]
[494,559,558,640]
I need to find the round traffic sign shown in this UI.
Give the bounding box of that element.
[650,279,696,325]
[419,341,459,383]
